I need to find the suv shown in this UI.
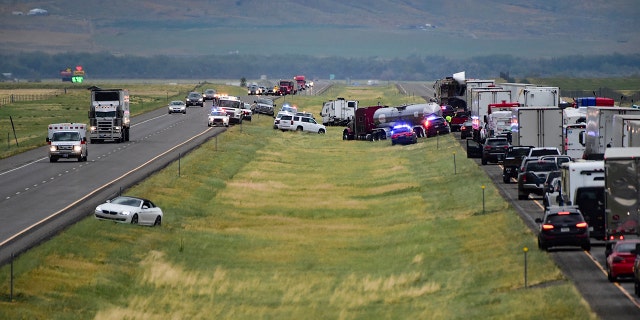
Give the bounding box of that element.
[185,92,203,107]
[424,115,451,137]
[278,114,326,134]
[481,137,510,165]
[253,98,275,116]
[502,146,533,183]
[202,89,217,100]
[535,206,591,251]
[527,147,561,159]
[247,84,260,95]
[517,159,558,200]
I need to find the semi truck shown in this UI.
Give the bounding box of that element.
[582,106,640,160]
[468,88,511,141]
[486,101,518,138]
[604,147,640,241]
[342,102,441,141]
[610,114,640,148]
[559,160,606,239]
[47,123,88,162]
[628,120,640,147]
[510,107,564,151]
[278,80,296,95]
[320,98,358,126]
[517,87,559,108]
[294,76,306,90]
[88,88,130,143]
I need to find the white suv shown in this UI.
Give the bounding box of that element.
[278,114,326,134]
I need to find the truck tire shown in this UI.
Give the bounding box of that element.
[49,156,57,163]
[296,126,303,131]
[518,193,527,200]
[481,157,487,165]
[503,175,510,183]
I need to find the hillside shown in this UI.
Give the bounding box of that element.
[1,0,638,58]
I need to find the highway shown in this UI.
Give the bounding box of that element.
[1,80,636,318]
[397,80,640,319]
[0,102,225,264]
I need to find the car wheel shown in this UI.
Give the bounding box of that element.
[537,239,546,251]
[49,156,57,163]
[318,129,325,134]
[503,175,510,183]
[131,214,139,225]
[481,157,487,165]
[635,279,640,297]
[154,216,162,226]
[518,193,527,200]
[582,244,591,252]
[607,266,615,282]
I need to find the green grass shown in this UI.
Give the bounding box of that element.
[0,84,596,319]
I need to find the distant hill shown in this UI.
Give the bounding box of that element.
[1,0,638,58]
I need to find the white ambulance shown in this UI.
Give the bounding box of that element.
[46,123,88,162]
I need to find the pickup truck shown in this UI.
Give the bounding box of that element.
[502,146,534,183]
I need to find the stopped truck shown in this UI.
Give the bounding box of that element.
[604,147,640,242]
[611,114,640,148]
[583,106,640,160]
[320,98,358,126]
[278,80,296,95]
[510,107,564,151]
[559,160,606,239]
[468,87,511,142]
[342,102,441,141]
[88,88,130,143]
[294,76,306,90]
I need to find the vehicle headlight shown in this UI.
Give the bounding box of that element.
[90,126,97,132]
[121,211,131,216]
[114,126,121,131]
[49,145,57,151]
[73,145,82,152]
[95,205,102,211]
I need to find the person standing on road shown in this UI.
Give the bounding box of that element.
[445,115,452,123]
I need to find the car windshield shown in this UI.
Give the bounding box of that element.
[111,197,142,207]
[258,99,272,104]
[487,139,508,146]
[393,127,411,134]
[509,148,531,157]
[96,111,116,117]
[205,90,215,94]
[188,93,200,98]
[531,149,559,156]
[170,101,183,105]
[211,111,226,116]
[218,100,241,108]
[616,242,639,253]
[52,132,80,142]
[546,213,582,224]
[527,162,558,172]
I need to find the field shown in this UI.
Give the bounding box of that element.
[0,83,596,319]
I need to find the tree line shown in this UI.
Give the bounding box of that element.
[1,51,639,81]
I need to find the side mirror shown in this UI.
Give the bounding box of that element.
[578,131,585,145]
[46,137,50,142]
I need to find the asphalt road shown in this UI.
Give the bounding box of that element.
[0,101,226,264]
[394,75,640,318]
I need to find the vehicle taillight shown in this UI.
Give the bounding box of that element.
[484,146,491,150]
[576,222,588,228]
[542,224,554,230]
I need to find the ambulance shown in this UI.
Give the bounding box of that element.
[46,123,88,162]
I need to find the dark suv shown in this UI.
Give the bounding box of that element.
[424,115,451,137]
[517,159,558,200]
[535,206,591,251]
[185,92,203,107]
[502,146,533,183]
[481,137,510,165]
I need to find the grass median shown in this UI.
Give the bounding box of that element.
[0,85,595,319]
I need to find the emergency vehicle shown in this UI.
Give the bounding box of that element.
[46,123,88,162]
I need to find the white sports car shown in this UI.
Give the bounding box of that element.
[94,196,163,226]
